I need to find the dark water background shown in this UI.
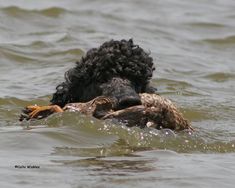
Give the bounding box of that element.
[0,0,235,187]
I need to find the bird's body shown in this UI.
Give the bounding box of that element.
[62,93,193,131]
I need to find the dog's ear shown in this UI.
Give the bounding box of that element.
[50,82,71,107]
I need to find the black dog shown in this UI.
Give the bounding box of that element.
[50,39,156,109]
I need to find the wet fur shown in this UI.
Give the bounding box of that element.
[50,39,156,107]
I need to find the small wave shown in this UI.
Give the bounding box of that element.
[183,107,213,122]
[19,112,235,155]
[0,45,40,63]
[1,42,83,63]
[1,6,68,17]
[157,78,193,91]
[156,78,203,96]
[46,48,84,57]
[204,72,235,82]
[202,35,235,45]
[157,78,192,87]
[39,7,68,17]
[186,22,227,28]
[0,96,51,127]
[0,96,50,106]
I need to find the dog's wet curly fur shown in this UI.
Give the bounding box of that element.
[50,39,156,108]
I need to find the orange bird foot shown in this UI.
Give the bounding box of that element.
[19,105,63,121]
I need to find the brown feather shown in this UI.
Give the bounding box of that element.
[63,93,193,131]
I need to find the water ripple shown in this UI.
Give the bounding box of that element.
[15,112,235,155]
[1,6,68,17]
[202,35,235,45]
[204,72,235,82]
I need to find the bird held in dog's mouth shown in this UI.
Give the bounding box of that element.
[19,39,194,131]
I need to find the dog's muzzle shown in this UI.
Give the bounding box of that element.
[100,77,142,110]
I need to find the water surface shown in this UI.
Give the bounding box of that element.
[0,0,235,187]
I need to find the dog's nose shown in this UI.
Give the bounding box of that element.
[118,95,141,109]
[100,77,142,110]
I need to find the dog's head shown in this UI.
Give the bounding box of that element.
[51,39,156,109]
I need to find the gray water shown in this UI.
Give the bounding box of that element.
[0,0,235,187]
